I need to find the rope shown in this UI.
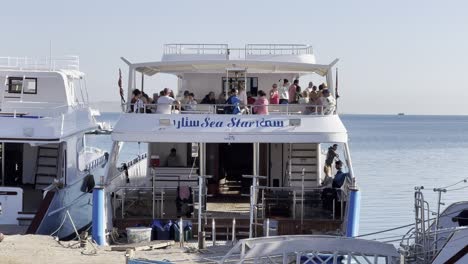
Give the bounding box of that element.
[355,218,436,238]
[440,177,468,189]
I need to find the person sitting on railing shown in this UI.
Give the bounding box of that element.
[224,88,241,114]
[184,92,197,111]
[320,89,336,115]
[156,88,180,114]
[332,160,351,189]
[253,90,269,115]
[201,91,216,104]
[278,79,289,104]
[269,84,279,104]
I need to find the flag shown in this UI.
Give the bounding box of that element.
[118,68,125,103]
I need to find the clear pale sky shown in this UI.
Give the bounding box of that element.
[1,0,467,115]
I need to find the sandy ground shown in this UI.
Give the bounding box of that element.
[0,234,233,264]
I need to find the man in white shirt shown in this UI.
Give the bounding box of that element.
[305,82,314,93]
[278,79,289,104]
[156,88,179,114]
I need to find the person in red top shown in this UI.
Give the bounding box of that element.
[289,79,299,103]
[253,90,269,115]
[269,83,279,104]
[247,91,256,105]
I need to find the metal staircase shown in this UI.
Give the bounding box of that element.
[34,144,60,190]
[287,143,318,187]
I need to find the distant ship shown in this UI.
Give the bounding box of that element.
[398,113,405,116]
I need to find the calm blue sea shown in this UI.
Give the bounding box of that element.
[88,113,468,241]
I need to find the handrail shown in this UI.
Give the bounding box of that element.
[125,102,335,116]
[163,44,313,58]
[0,56,80,71]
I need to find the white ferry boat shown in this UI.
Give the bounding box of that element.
[104,44,360,241]
[0,56,108,239]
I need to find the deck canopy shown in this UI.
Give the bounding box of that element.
[130,60,333,76]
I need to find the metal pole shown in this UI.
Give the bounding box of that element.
[141,73,144,92]
[1,143,4,186]
[301,168,304,226]
[249,185,254,238]
[92,186,106,245]
[179,217,184,247]
[266,218,270,237]
[152,168,155,219]
[232,218,236,243]
[212,218,216,246]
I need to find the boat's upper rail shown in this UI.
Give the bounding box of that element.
[163,44,313,60]
[125,102,336,116]
[0,102,89,118]
[0,56,80,71]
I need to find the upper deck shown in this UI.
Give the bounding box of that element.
[0,56,98,141]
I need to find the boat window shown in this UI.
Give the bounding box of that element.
[222,77,258,96]
[8,77,37,94]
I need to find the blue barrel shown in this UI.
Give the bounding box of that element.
[345,188,361,237]
[92,186,105,245]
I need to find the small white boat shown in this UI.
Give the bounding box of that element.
[0,56,108,239]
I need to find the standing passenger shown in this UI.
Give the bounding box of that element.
[305,82,314,93]
[269,84,279,104]
[253,90,269,115]
[288,79,299,103]
[156,88,179,114]
[324,144,339,177]
[278,79,289,104]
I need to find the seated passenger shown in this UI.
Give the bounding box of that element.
[253,90,269,115]
[320,89,336,115]
[156,88,179,114]
[332,160,351,188]
[185,92,197,111]
[225,88,241,114]
[142,92,155,113]
[134,91,145,114]
[130,89,141,113]
[166,148,182,167]
[201,92,216,104]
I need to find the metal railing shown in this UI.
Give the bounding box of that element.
[162,44,313,60]
[0,56,80,71]
[245,44,313,56]
[125,102,335,116]
[164,44,229,55]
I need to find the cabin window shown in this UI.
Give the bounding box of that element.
[8,77,37,94]
[222,77,258,96]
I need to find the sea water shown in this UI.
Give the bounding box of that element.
[88,113,468,241]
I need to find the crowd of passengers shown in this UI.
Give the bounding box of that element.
[129,79,336,115]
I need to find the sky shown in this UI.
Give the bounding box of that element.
[1,0,467,115]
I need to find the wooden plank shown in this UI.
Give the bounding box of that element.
[111,240,175,251]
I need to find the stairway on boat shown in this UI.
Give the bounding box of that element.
[34,144,60,190]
